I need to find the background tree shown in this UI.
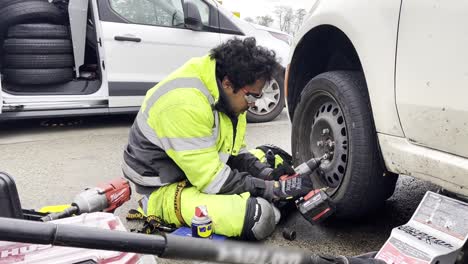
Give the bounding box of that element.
[274,5,294,34]
[255,15,274,27]
[294,8,307,33]
[244,17,255,23]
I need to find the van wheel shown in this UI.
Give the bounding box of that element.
[7,24,70,39]
[291,71,398,218]
[3,68,73,85]
[0,1,65,36]
[4,54,74,69]
[247,67,285,123]
[4,39,72,54]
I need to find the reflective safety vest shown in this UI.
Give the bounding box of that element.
[123,55,248,194]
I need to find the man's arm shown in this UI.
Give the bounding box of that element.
[153,99,270,195]
[227,150,274,180]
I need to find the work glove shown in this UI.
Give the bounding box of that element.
[263,173,314,202]
[268,164,296,181]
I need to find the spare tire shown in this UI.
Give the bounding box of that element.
[3,68,74,85]
[0,1,65,37]
[0,0,45,10]
[7,23,70,39]
[4,54,74,69]
[4,39,72,54]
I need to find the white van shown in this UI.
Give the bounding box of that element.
[0,0,290,123]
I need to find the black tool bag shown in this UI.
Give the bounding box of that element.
[0,172,23,219]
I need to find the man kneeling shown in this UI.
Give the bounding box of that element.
[122,38,314,240]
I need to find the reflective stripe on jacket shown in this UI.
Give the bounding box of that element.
[123,55,271,195]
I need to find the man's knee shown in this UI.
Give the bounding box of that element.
[241,197,279,241]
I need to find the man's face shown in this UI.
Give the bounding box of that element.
[222,77,266,115]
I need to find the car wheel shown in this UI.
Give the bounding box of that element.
[291,71,398,218]
[246,67,285,123]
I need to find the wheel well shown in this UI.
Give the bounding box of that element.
[287,25,363,119]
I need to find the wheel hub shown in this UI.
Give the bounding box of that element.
[248,78,280,116]
[309,100,349,188]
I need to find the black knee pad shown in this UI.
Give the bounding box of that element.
[241,197,278,241]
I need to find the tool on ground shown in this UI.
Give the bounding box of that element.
[191,205,213,239]
[40,178,131,222]
[126,209,177,234]
[282,228,297,241]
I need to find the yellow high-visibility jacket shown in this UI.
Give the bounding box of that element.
[123,55,272,195]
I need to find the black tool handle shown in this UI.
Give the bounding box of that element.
[0,217,317,264]
[114,36,142,42]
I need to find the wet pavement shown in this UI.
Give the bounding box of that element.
[0,110,438,262]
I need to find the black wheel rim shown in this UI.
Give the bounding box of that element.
[305,92,349,194]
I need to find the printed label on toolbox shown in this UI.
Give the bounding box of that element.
[397,225,454,250]
[376,238,431,264]
[412,192,468,241]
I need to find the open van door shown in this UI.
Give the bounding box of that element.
[98,0,221,108]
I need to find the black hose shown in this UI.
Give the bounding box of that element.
[0,217,166,256]
[0,217,315,264]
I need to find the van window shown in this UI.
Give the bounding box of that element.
[189,0,210,26]
[109,0,184,27]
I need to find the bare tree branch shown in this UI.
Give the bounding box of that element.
[255,15,274,27]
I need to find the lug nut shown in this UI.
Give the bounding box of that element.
[282,228,296,241]
[322,128,330,135]
[317,141,324,147]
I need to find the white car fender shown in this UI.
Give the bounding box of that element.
[290,0,404,136]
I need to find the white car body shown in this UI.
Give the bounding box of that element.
[0,0,290,120]
[287,0,468,196]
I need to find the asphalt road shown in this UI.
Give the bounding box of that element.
[0,110,438,262]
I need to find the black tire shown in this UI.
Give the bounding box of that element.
[0,1,65,37]
[3,68,73,85]
[7,23,70,39]
[4,39,72,54]
[0,0,44,10]
[247,67,285,123]
[291,71,398,219]
[4,54,74,69]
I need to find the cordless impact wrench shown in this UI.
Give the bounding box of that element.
[41,178,131,222]
[289,154,336,225]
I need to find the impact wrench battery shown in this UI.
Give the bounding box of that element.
[287,154,336,225]
[295,189,335,224]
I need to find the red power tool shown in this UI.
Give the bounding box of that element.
[41,178,131,221]
[290,154,336,225]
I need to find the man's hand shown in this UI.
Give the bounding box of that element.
[263,173,314,202]
[268,165,296,181]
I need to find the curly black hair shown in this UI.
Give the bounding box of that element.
[210,37,278,92]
